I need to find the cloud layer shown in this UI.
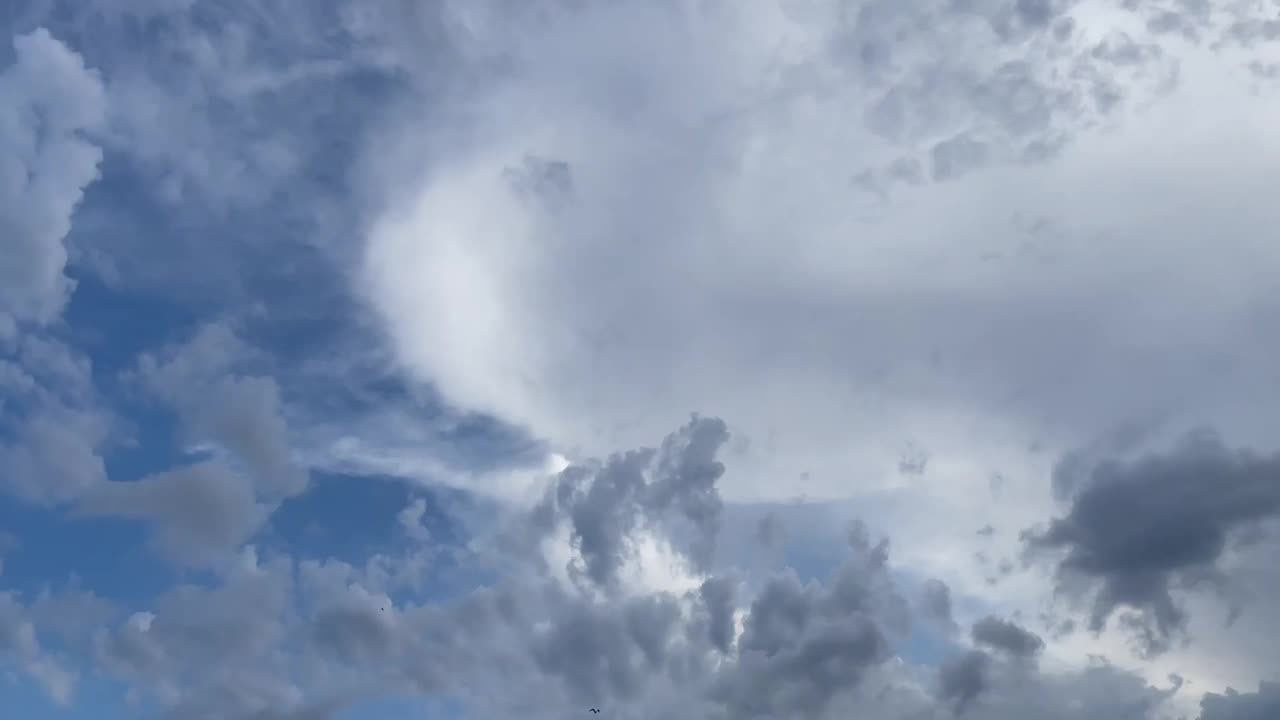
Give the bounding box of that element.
[2,1,1280,718]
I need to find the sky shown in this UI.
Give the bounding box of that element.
[2,0,1280,718]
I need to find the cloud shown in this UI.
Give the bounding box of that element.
[396,497,432,543]
[971,616,1045,660]
[77,461,266,568]
[358,0,1280,537]
[1024,428,1280,654]
[94,549,301,718]
[0,28,106,325]
[11,414,1255,719]
[1200,683,1280,720]
[135,322,307,501]
[3,2,1280,718]
[518,415,728,591]
[940,649,992,715]
[0,591,77,705]
[0,334,110,505]
[921,578,956,628]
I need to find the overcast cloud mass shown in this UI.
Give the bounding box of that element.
[2,1,1280,718]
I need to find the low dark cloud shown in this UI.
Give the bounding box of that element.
[971,616,1044,660]
[939,649,991,715]
[1025,428,1280,653]
[1200,683,1280,720]
[921,578,955,627]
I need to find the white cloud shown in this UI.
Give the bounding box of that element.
[357,0,1280,700]
[0,28,106,324]
[0,591,78,705]
[0,334,110,505]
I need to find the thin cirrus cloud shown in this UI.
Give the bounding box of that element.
[1,1,1280,719]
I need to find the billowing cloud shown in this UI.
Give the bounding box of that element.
[77,461,266,568]
[972,616,1045,660]
[2,1,1279,718]
[135,322,307,501]
[0,334,109,505]
[1025,429,1280,654]
[0,28,105,325]
[1200,683,1280,720]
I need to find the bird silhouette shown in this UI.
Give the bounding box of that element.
[589,710,600,714]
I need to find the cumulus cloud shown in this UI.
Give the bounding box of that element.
[971,616,1045,660]
[0,591,77,705]
[1200,683,1280,720]
[1025,429,1280,654]
[5,414,1265,718]
[0,334,110,504]
[358,0,1280,530]
[518,415,728,591]
[77,462,266,568]
[135,322,307,501]
[0,28,106,325]
[4,1,1280,718]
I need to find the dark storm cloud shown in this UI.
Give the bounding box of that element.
[971,616,1044,659]
[1025,428,1280,653]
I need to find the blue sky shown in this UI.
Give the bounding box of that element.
[4,2,1280,719]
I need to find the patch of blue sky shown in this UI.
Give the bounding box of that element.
[266,474,500,603]
[0,495,173,608]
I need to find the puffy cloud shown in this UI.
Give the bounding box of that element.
[135,322,307,501]
[76,462,266,568]
[519,415,728,591]
[940,649,992,715]
[0,591,77,705]
[17,415,1259,719]
[3,2,1279,718]
[971,616,1045,660]
[1025,429,1280,654]
[0,28,106,325]
[0,334,110,505]
[1200,683,1280,720]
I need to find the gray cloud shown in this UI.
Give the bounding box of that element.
[1025,429,1280,654]
[137,322,307,501]
[921,578,955,627]
[712,527,906,720]
[1200,683,1280,720]
[524,415,728,590]
[77,462,266,568]
[0,591,76,704]
[27,417,1224,720]
[699,576,736,654]
[0,334,110,505]
[940,649,991,715]
[971,616,1044,659]
[6,2,1280,715]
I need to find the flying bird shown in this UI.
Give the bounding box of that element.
[589,709,600,714]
